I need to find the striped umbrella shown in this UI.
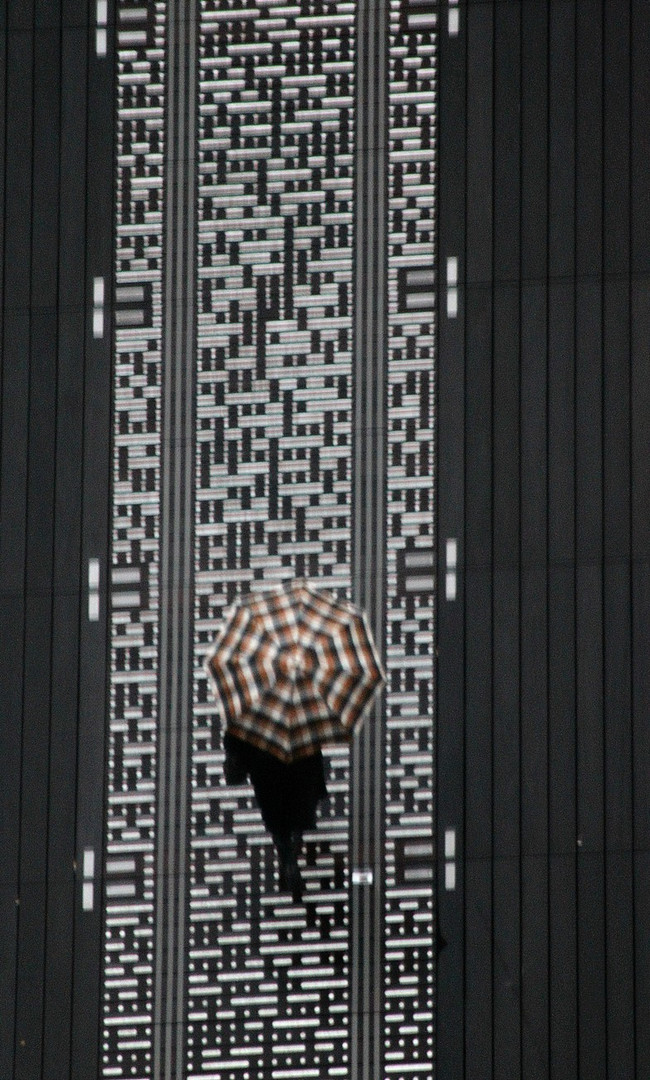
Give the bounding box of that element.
[204,579,385,764]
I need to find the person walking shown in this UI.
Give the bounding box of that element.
[205,578,384,902]
[222,730,327,901]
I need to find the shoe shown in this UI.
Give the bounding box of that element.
[277,853,303,902]
[274,833,304,902]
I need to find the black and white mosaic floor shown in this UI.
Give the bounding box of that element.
[102,2,434,1077]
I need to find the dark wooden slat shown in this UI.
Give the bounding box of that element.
[6,0,32,29]
[604,849,635,1080]
[42,604,79,1080]
[0,582,23,1080]
[575,564,606,1078]
[42,16,89,1078]
[547,563,577,1069]
[463,364,492,1075]
[464,861,492,1076]
[14,10,61,1075]
[574,4,606,1076]
[15,346,56,1080]
[631,0,650,280]
[71,8,112,1076]
[548,0,576,282]
[602,381,634,1079]
[465,2,492,291]
[577,854,607,1077]
[0,6,6,335]
[521,856,550,1079]
[492,856,520,1079]
[464,6,493,1069]
[492,5,522,1073]
[492,291,520,860]
[464,23,493,854]
[0,9,34,1077]
[602,6,634,1076]
[520,5,549,1076]
[35,0,58,27]
[520,1,548,285]
[519,288,550,1080]
[631,7,650,1076]
[435,4,466,1075]
[462,573,493,1072]
[547,7,577,1073]
[549,856,577,1076]
[570,4,600,1075]
[634,841,650,1078]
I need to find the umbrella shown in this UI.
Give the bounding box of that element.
[204,578,385,764]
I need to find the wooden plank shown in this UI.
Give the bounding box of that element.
[465,0,492,290]
[464,860,492,1077]
[603,7,634,1074]
[14,10,61,1077]
[521,856,549,1079]
[575,5,606,1077]
[463,413,492,1075]
[492,5,521,1074]
[464,4,493,1068]
[70,6,111,1075]
[547,5,577,1074]
[549,855,577,1076]
[41,16,88,1079]
[631,10,650,1058]
[0,8,33,1077]
[602,400,634,1078]
[462,570,493,1074]
[493,856,521,1079]
[547,18,576,737]
[42,609,79,1080]
[578,854,607,1077]
[632,0,650,280]
[0,4,5,328]
[520,4,549,1076]
[464,4,493,848]
[634,849,650,1078]
[435,4,466,1075]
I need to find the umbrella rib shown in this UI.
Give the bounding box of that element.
[205,580,384,762]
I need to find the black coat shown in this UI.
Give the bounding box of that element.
[223,731,328,837]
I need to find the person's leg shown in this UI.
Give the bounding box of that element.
[291,829,304,858]
[272,831,303,902]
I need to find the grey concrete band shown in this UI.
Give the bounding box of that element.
[351,1,389,1079]
[153,1,198,1077]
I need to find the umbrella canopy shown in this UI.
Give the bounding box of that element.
[204,579,385,763]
